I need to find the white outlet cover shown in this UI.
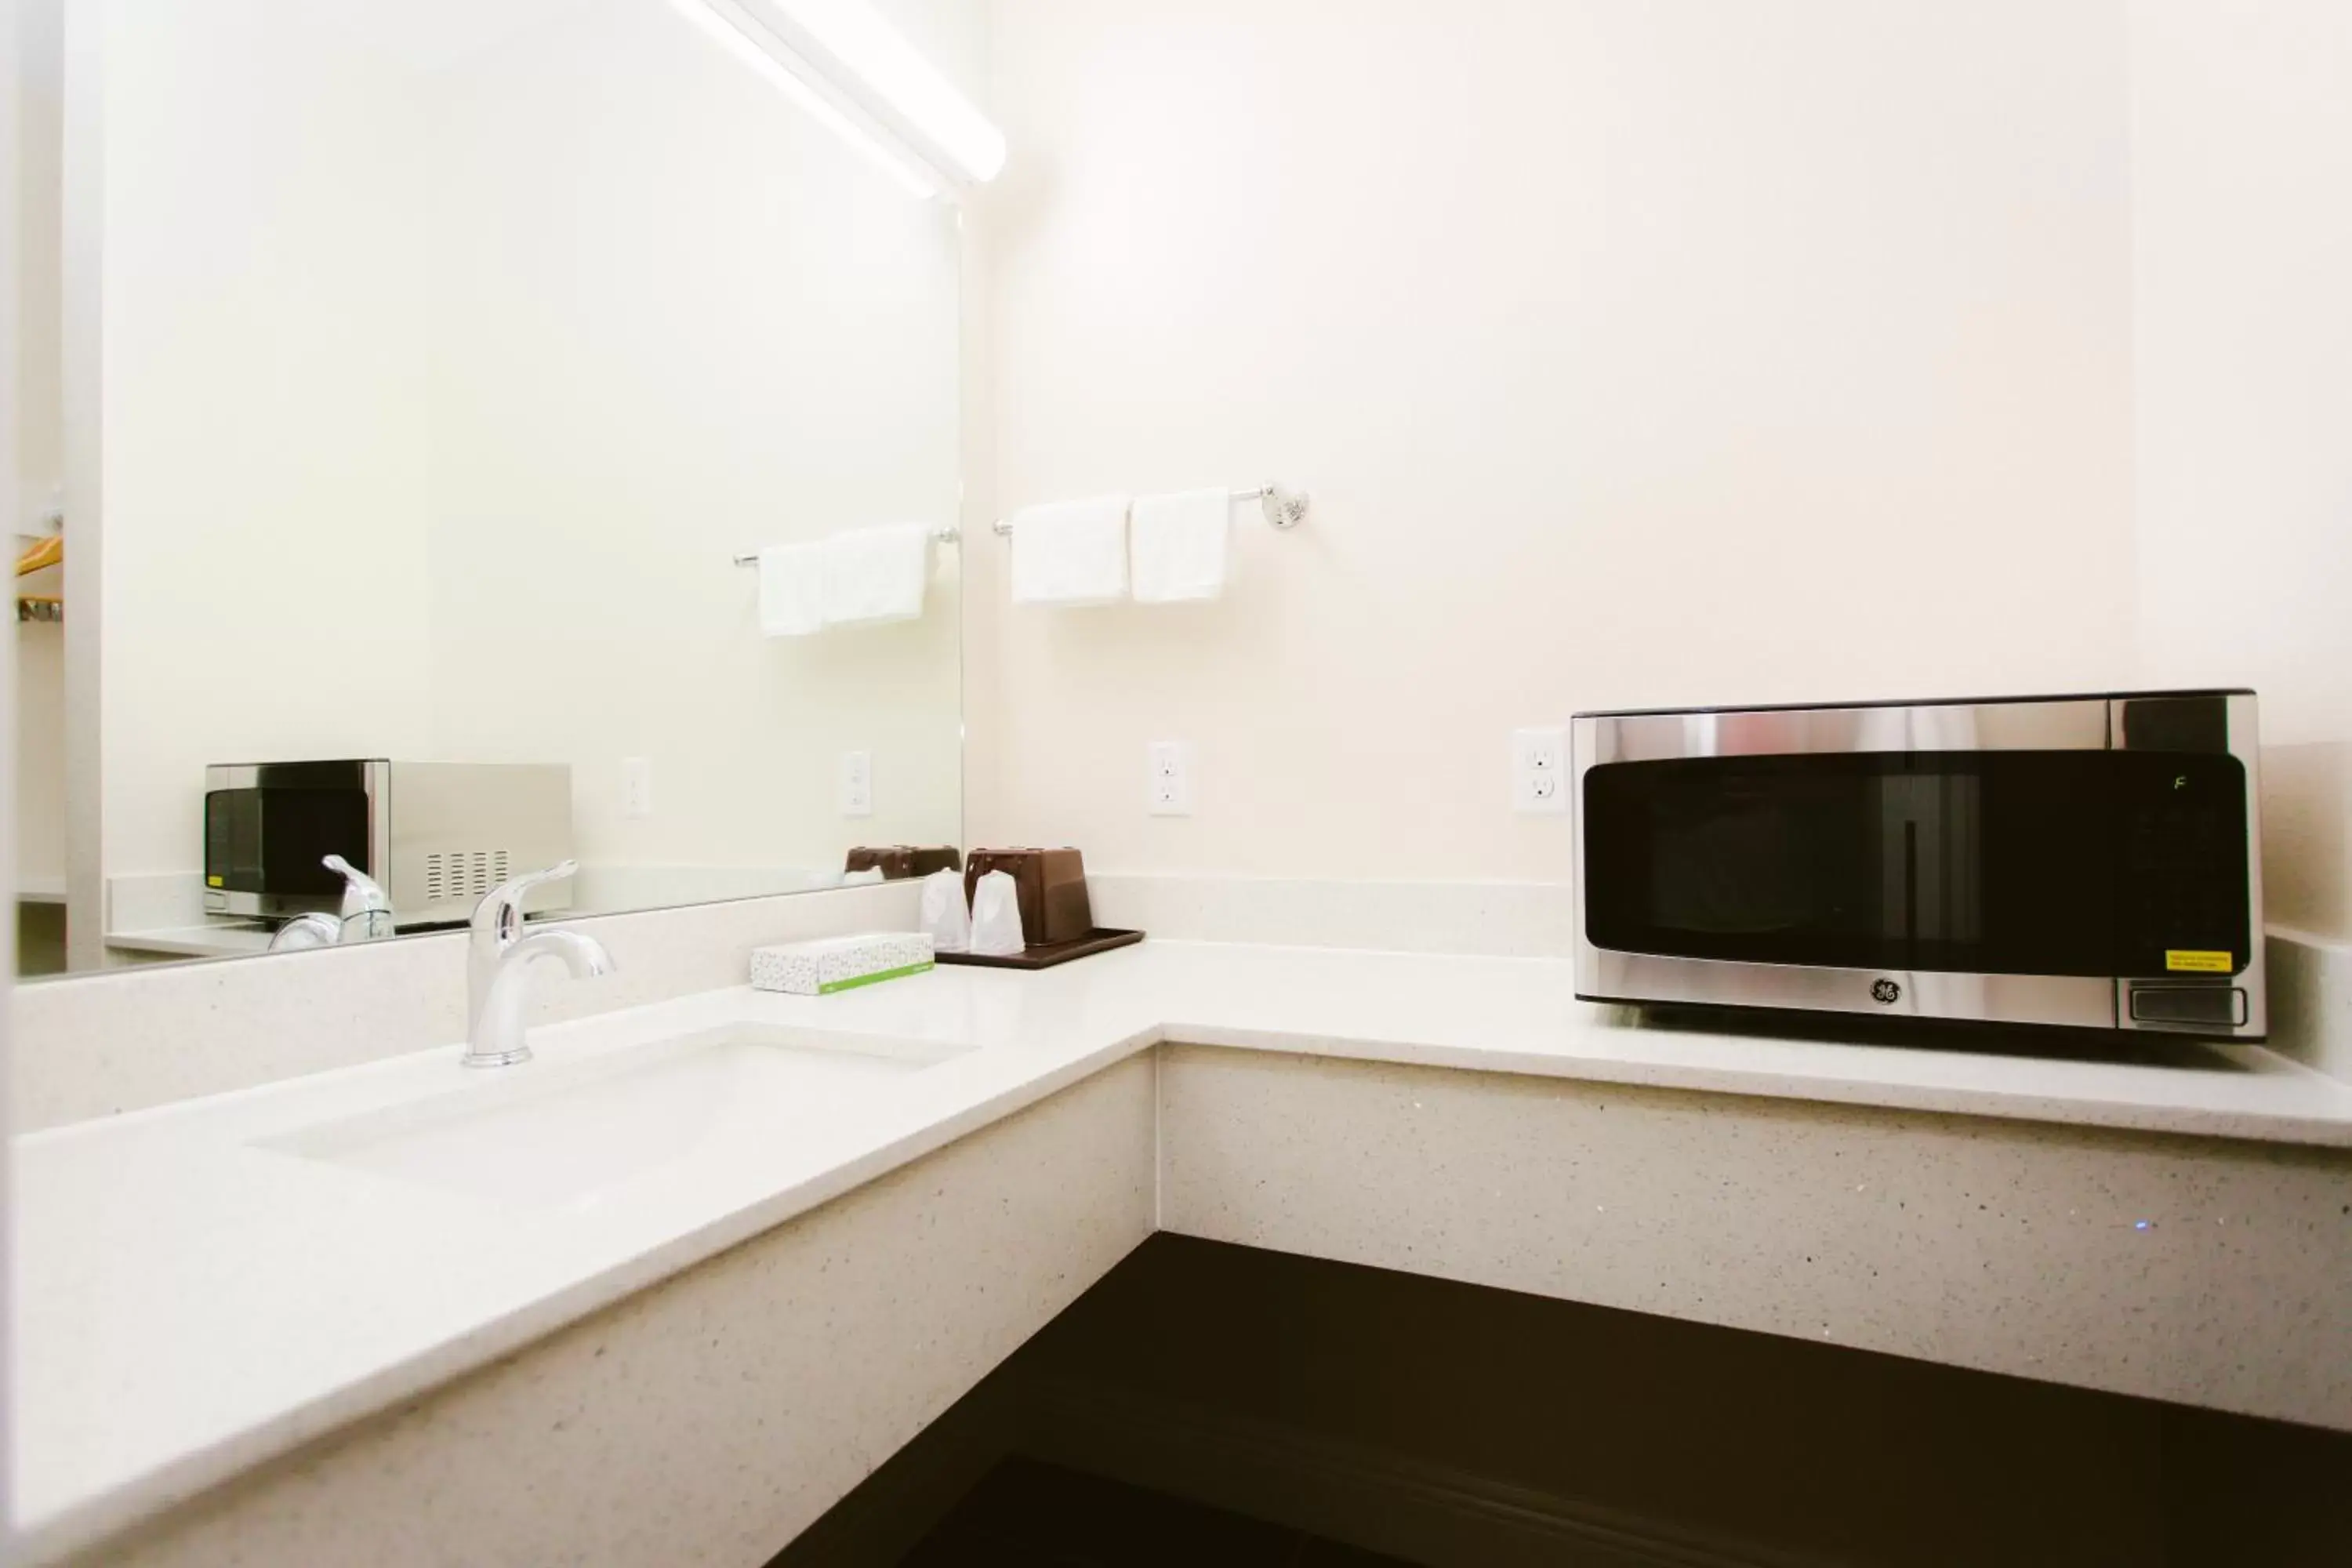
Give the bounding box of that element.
[839,750,874,817]
[1512,728,1568,815]
[1146,740,1192,816]
[622,757,653,819]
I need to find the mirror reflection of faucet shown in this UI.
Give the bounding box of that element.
[267,856,401,951]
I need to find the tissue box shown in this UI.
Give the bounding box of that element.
[750,932,935,996]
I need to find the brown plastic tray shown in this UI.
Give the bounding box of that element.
[934,927,1145,971]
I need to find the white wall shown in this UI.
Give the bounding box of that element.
[96,0,437,880]
[15,612,63,891]
[2129,0,2352,942]
[970,0,2140,883]
[13,0,62,891]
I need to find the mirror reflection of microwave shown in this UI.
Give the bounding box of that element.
[1573,691,2264,1040]
[203,760,574,927]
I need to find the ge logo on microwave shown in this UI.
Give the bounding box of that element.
[1870,978,1902,1006]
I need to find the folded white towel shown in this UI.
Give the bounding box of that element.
[757,542,826,637]
[1009,495,1130,605]
[1130,487,1231,602]
[822,522,931,626]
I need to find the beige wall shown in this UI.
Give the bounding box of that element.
[968,0,2140,882]
[2129,0,2352,942]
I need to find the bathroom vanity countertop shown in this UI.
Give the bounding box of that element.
[16,939,2352,1560]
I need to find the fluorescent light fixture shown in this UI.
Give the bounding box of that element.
[742,0,1005,185]
[665,0,1006,197]
[664,0,941,198]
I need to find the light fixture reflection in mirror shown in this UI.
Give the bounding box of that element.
[661,0,941,198]
[663,0,1008,198]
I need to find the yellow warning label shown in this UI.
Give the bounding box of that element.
[2165,949,2234,974]
[205,875,224,887]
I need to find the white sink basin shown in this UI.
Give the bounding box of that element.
[260,1025,971,1211]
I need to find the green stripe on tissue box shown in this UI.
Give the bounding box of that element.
[816,960,935,995]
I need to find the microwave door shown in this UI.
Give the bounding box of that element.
[1582,750,2249,987]
[203,780,372,916]
[1621,768,1993,964]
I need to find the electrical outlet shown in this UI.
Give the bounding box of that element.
[838,750,873,817]
[1146,740,1192,816]
[1512,728,1568,815]
[622,757,653,819]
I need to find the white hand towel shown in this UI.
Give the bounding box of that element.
[1009,495,1129,605]
[757,543,826,637]
[822,522,931,626]
[1130,487,1231,602]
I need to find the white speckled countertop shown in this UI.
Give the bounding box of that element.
[16,939,2352,1559]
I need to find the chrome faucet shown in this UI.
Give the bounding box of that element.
[463,927,615,1069]
[468,859,581,1043]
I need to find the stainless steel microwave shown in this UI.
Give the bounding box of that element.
[203,760,574,927]
[1572,691,2263,1040]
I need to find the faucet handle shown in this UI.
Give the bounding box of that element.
[322,854,395,940]
[508,858,580,902]
[470,858,579,949]
[322,854,390,913]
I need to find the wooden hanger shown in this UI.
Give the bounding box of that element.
[16,535,63,577]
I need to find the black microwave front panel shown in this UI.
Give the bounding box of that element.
[204,787,371,897]
[1581,750,2249,981]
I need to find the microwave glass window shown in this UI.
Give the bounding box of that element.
[204,788,369,896]
[1582,751,2249,978]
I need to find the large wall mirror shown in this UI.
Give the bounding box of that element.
[15,0,971,978]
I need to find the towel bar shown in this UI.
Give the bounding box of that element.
[732,525,960,568]
[992,484,1309,536]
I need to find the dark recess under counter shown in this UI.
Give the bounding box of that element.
[778,1236,2352,1568]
